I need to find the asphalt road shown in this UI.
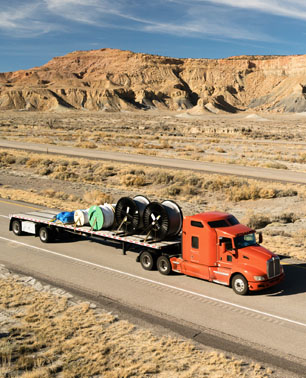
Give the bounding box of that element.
[1,199,306,376]
[1,139,306,184]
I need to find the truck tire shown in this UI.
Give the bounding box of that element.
[12,220,22,236]
[140,251,156,271]
[39,226,53,243]
[157,256,172,275]
[232,274,248,295]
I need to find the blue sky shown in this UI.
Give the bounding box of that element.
[1,0,306,72]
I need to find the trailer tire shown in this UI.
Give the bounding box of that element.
[12,220,22,236]
[140,251,156,271]
[232,274,248,295]
[157,256,172,275]
[39,226,53,243]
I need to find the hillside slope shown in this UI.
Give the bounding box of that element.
[1,48,306,113]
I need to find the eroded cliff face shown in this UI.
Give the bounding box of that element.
[1,48,306,113]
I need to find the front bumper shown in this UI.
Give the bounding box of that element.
[248,273,285,291]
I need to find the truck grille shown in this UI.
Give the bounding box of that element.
[267,257,281,278]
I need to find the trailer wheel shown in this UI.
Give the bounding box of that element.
[232,274,248,295]
[39,227,53,243]
[140,251,156,271]
[12,220,22,236]
[157,256,172,275]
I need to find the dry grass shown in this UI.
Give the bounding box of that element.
[0,147,305,260]
[1,110,306,172]
[83,190,113,205]
[1,149,303,204]
[0,276,273,377]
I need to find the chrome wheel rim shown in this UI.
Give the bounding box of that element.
[41,229,47,241]
[13,222,20,233]
[235,278,245,293]
[143,255,151,268]
[160,260,167,272]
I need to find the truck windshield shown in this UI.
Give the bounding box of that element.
[235,233,256,249]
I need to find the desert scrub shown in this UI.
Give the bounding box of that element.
[215,147,226,153]
[75,141,97,149]
[202,176,298,202]
[153,172,175,185]
[264,162,288,170]
[0,276,273,378]
[121,173,146,187]
[40,189,79,203]
[243,212,272,229]
[0,152,16,166]
[83,190,113,205]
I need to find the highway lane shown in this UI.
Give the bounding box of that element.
[1,199,306,374]
[1,139,306,184]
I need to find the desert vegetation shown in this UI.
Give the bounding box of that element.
[0,145,305,260]
[1,111,306,172]
[0,273,275,377]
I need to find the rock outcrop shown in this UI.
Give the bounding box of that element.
[1,48,306,113]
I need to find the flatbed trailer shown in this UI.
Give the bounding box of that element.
[9,209,284,295]
[9,210,181,257]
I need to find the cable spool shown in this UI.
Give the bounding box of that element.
[88,204,115,231]
[115,195,150,234]
[74,208,90,226]
[162,200,183,237]
[143,200,183,241]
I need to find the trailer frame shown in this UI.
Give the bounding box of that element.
[9,210,181,257]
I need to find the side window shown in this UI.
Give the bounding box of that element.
[192,236,199,249]
[222,237,233,251]
[191,221,203,228]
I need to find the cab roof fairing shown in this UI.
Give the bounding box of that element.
[215,224,254,238]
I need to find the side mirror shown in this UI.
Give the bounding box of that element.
[258,232,263,244]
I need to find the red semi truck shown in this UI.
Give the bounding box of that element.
[9,209,284,295]
[167,211,284,295]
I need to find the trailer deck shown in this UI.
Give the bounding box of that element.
[9,210,181,253]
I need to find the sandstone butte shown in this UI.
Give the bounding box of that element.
[1,48,306,113]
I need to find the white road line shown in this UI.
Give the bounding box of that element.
[0,235,306,329]
[0,215,9,218]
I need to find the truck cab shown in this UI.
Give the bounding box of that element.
[171,211,284,295]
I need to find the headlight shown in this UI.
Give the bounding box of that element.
[254,275,266,281]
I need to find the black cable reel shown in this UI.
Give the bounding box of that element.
[143,200,183,241]
[115,195,150,235]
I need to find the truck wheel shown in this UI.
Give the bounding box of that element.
[12,220,22,236]
[157,256,172,275]
[232,274,248,295]
[140,251,156,271]
[39,227,53,243]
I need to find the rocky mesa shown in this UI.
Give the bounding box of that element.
[1,48,306,113]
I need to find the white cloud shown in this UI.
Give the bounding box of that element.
[45,0,124,24]
[1,0,305,41]
[177,0,306,20]
[0,2,61,36]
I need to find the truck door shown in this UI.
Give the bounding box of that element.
[189,221,203,263]
[218,237,235,269]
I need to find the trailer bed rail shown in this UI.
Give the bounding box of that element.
[9,211,181,251]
